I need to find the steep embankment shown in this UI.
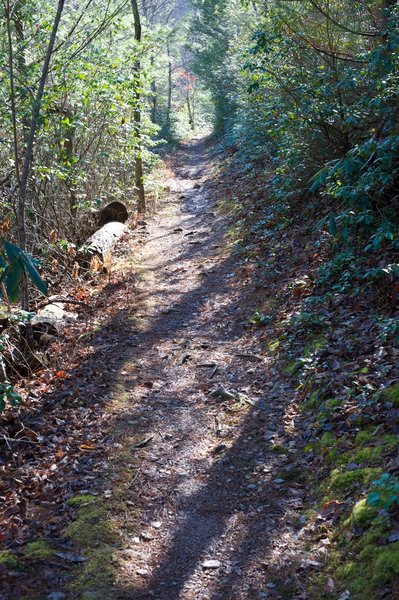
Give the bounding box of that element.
[207,146,399,600]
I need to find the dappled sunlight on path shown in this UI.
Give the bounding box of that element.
[95,140,308,599]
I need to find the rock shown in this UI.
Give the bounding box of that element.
[346,462,359,471]
[48,594,66,600]
[299,515,307,524]
[266,582,276,589]
[210,385,236,400]
[131,536,140,544]
[300,559,322,570]
[202,559,222,569]
[55,551,86,563]
[151,521,162,529]
[213,444,227,455]
[387,531,399,543]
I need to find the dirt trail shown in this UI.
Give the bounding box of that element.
[89,140,306,599]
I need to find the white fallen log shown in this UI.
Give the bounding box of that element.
[79,221,128,261]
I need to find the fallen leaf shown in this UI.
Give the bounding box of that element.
[55,371,67,379]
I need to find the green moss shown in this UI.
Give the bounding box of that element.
[380,383,399,407]
[350,499,377,528]
[382,434,399,449]
[66,499,120,596]
[353,446,383,465]
[66,503,117,549]
[308,550,342,599]
[271,444,288,454]
[0,550,20,569]
[320,432,335,447]
[283,360,300,375]
[71,548,117,594]
[336,543,399,596]
[67,494,98,508]
[324,467,382,496]
[317,511,394,599]
[356,518,388,547]
[268,339,280,352]
[303,334,327,357]
[337,446,384,468]
[306,420,397,597]
[336,560,355,580]
[335,560,369,597]
[327,447,340,464]
[302,389,323,411]
[23,540,54,560]
[372,543,399,584]
[350,366,369,376]
[324,398,343,410]
[355,430,373,446]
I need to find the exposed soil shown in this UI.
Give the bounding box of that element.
[104,140,308,599]
[1,140,313,599]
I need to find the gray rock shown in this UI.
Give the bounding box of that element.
[210,385,236,400]
[202,559,222,569]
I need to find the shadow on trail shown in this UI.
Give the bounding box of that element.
[101,147,304,598]
[88,142,303,599]
[0,140,305,600]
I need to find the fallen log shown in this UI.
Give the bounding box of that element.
[31,302,66,337]
[79,221,128,264]
[98,201,128,226]
[0,295,83,379]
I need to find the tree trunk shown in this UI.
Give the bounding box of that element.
[60,107,78,234]
[13,2,30,144]
[166,40,172,131]
[6,0,21,187]
[130,0,146,214]
[187,93,195,130]
[80,222,127,263]
[150,55,157,124]
[17,0,65,309]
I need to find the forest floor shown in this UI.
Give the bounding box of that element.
[2,138,398,600]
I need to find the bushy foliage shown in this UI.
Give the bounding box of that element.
[368,473,399,511]
[190,0,399,253]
